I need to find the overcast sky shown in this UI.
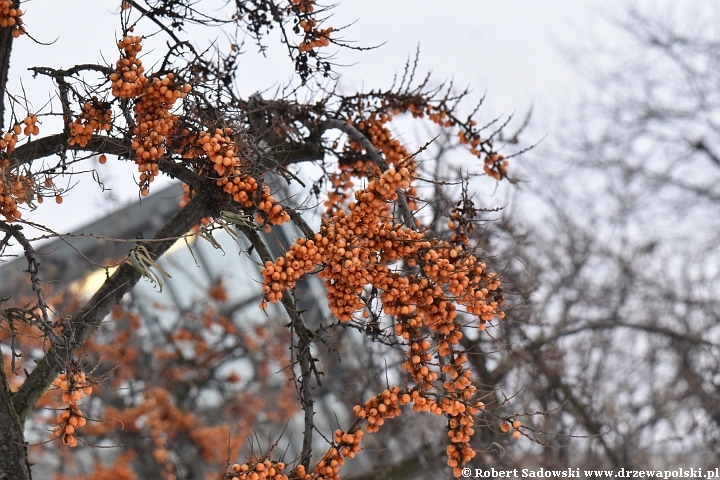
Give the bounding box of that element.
[6,0,642,240]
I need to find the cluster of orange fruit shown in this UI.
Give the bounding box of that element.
[291,0,315,14]
[352,386,406,433]
[1,115,35,154]
[19,114,39,137]
[500,419,523,439]
[109,35,193,195]
[394,349,485,476]
[259,147,505,476]
[68,100,111,148]
[0,166,32,221]
[226,429,363,480]
[298,25,333,53]
[355,113,410,165]
[109,34,292,216]
[292,1,331,53]
[229,460,288,480]
[52,371,92,448]
[324,110,414,216]
[401,339,437,388]
[354,94,510,182]
[178,126,290,227]
[131,74,190,194]
[0,115,43,221]
[261,164,420,318]
[110,35,146,99]
[0,0,25,37]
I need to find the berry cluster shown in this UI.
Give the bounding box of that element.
[20,114,39,137]
[0,115,43,221]
[338,93,510,189]
[298,23,333,53]
[262,165,423,320]
[177,127,290,227]
[131,73,189,194]
[108,34,292,217]
[0,0,25,37]
[500,419,523,439]
[68,99,111,147]
[291,0,315,14]
[2,119,23,154]
[260,125,506,475]
[355,113,409,166]
[228,460,287,480]
[194,129,242,177]
[352,386,407,433]
[110,36,192,194]
[110,35,146,99]
[294,429,364,480]
[261,237,322,303]
[0,167,32,221]
[52,371,91,448]
[401,339,437,389]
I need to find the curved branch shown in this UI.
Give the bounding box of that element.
[531,320,714,349]
[9,133,130,169]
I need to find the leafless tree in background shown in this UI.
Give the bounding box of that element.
[477,3,720,470]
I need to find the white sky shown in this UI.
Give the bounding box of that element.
[6,0,641,239]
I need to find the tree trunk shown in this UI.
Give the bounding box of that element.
[0,353,31,480]
[0,0,19,129]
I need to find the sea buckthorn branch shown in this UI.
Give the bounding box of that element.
[106,35,194,195]
[331,82,514,182]
[123,0,336,82]
[28,66,77,148]
[7,130,213,195]
[27,65,115,152]
[261,110,511,475]
[234,221,318,470]
[256,168,504,476]
[6,127,318,193]
[10,193,210,424]
[51,368,92,447]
